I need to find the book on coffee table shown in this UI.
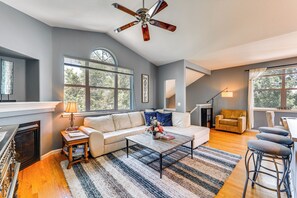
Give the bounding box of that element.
[161,134,175,140]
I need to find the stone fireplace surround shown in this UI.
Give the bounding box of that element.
[0,101,60,159]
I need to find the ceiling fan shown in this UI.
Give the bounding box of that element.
[112,0,177,41]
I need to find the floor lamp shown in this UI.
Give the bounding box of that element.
[206,87,233,127]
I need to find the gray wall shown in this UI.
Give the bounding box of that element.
[0,2,52,101]
[51,28,157,152]
[157,60,186,112]
[0,2,158,155]
[26,59,40,101]
[0,56,26,101]
[187,57,297,128]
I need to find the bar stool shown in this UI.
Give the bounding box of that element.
[256,133,293,196]
[256,133,293,148]
[242,140,291,198]
[258,127,290,137]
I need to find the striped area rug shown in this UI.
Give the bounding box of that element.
[61,145,241,198]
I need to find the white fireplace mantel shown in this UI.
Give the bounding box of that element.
[0,101,61,118]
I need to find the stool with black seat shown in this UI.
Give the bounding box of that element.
[258,126,290,137]
[242,140,292,198]
[256,133,293,148]
[255,132,293,196]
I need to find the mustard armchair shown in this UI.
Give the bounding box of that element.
[215,109,247,134]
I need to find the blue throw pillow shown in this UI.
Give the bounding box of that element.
[144,112,157,126]
[156,112,173,126]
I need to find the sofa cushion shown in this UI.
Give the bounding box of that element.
[144,112,157,126]
[156,112,172,126]
[163,125,209,139]
[128,112,145,127]
[84,115,115,133]
[172,112,191,128]
[112,113,132,130]
[219,119,238,126]
[104,126,146,144]
[221,109,246,119]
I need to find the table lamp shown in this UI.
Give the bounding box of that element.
[65,102,78,131]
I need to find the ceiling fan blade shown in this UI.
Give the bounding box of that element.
[142,24,150,41]
[147,0,168,17]
[149,19,176,32]
[114,21,139,33]
[112,3,139,17]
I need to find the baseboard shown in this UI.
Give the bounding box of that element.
[41,148,62,160]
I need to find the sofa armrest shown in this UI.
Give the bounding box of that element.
[79,126,104,157]
[238,116,247,133]
[215,115,223,129]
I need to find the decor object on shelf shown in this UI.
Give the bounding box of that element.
[0,59,16,102]
[65,102,78,131]
[146,117,164,139]
[112,0,176,41]
[141,74,149,103]
[205,87,233,127]
[215,109,247,134]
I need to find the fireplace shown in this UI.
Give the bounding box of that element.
[15,121,40,170]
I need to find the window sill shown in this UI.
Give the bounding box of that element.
[62,110,132,118]
[254,108,297,113]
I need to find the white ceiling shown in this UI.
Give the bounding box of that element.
[3,0,297,70]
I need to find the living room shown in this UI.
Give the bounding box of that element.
[0,1,297,197]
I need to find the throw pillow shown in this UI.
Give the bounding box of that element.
[157,112,173,126]
[144,112,157,126]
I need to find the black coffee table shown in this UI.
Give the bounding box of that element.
[126,132,194,178]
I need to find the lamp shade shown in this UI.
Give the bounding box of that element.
[221,91,233,98]
[65,102,78,113]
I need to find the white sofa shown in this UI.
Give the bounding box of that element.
[79,111,210,158]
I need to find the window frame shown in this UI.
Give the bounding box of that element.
[253,67,297,109]
[64,55,134,112]
[90,48,118,65]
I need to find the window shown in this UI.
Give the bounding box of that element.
[64,50,133,112]
[254,67,297,109]
[90,49,116,65]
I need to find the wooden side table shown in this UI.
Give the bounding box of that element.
[60,130,89,169]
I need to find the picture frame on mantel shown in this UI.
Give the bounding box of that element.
[141,74,149,103]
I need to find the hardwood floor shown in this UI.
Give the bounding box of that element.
[18,129,282,198]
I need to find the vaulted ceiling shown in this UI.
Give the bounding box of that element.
[3,0,297,70]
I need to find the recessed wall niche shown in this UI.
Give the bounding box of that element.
[0,46,40,102]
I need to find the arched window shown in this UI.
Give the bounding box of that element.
[90,49,117,65]
[64,48,133,112]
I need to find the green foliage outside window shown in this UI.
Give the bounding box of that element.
[254,67,297,109]
[64,51,133,112]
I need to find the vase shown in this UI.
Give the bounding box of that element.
[152,132,161,140]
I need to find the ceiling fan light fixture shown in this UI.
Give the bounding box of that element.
[112,0,176,41]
